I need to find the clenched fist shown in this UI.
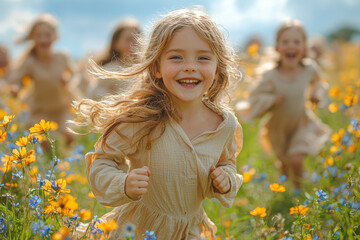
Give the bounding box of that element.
[210,166,230,194]
[125,166,151,200]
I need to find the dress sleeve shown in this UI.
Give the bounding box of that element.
[6,57,31,87]
[308,61,329,107]
[86,123,140,207]
[207,121,243,208]
[236,71,277,122]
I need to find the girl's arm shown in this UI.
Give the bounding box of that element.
[86,123,140,207]
[236,71,277,122]
[208,121,243,208]
[308,62,328,107]
[6,57,31,94]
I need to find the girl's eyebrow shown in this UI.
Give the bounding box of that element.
[165,49,214,54]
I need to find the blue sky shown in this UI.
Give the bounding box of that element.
[1,0,359,60]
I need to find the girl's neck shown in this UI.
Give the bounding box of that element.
[35,49,53,62]
[277,64,304,78]
[174,98,206,122]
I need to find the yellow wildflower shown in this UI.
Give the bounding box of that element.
[88,192,95,199]
[222,220,232,228]
[290,205,309,215]
[97,219,118,232]
[269,183,286,192]
[328,103,338,113]
[0,129,7,143]
[329,86,340,98]
[0,115,14,127]
[43,179,70,195]
[247,43,259,57]
[16,136,29,146]
[250,207,267,217]
[80,209,92,221]
[344,95,358,107]
[52,227,70,240]
[29,119,52,135]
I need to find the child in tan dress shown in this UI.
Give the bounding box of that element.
[74,8,243,239]
[6,14,75,144]
[236,19,331,190]
[87,18,141,99]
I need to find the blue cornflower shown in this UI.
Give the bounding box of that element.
[32,136,39,144]
[350,118,359,130]
[313,233,320,240]
[51,156,60,166]
[311,172,321,182]
[278,174,287,183]
[31,220,44,234]
[328,166,338,178]
[39,225,52,237]
[283,237,292,240]
[315,189,328,202]
[339,103,348,111]
[37,174,45,188]
[36,145,43,154]
[90,216,104,236]
[342,133,353,146]
[29,195,42,209]
[0,213,7,236]
[145,230,156,240]
[334,231,340,240]
[12,171,23,180]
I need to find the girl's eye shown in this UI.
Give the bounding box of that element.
[169,56,181,60]
[199,56,210,60]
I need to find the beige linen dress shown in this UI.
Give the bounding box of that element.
[236,61,331,160]
[7,52,73,131]
[84,105,243,239]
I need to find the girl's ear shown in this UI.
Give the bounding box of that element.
[151,64,162,78]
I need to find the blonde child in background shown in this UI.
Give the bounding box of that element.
[6,14,75,145]
[74,8,243,239]
[86,18,141,99]
[236,19,331,190]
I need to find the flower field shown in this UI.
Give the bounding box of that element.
[0,40,359,239]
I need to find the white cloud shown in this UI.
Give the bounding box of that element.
[0,9,39,36]
[209,0,291,31]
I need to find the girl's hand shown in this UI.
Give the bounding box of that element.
[125,166,151,200]
[210,166,230,194]
[310,96,319,104]
[274,94,286,106]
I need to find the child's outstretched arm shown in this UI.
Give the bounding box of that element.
[236,71,277,122]
[207,121,243,208]
[86,123,144,207]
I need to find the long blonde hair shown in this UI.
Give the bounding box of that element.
[73,7,240,150]
[275,19,307,67]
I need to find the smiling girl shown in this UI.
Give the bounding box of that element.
[236,19,330,190]
[74,8,243,239]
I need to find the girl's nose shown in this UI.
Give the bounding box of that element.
[183,60,198,72]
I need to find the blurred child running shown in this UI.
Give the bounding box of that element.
[236,19,331,190]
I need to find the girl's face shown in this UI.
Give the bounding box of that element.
[276,28,306,69]
[32,23,56,53]
[114,28,138,58]
[155,27,218,105]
